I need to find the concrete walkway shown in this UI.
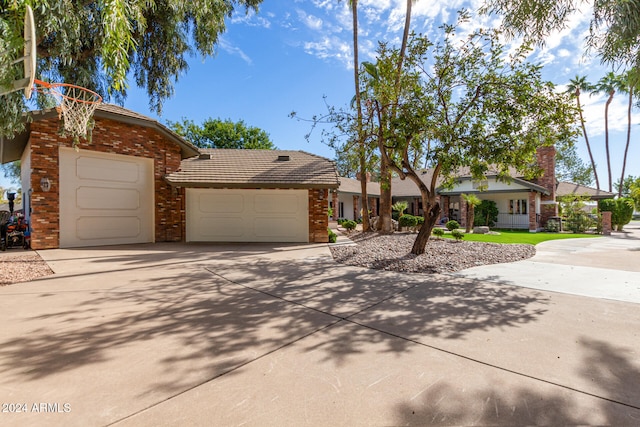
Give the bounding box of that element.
[454,221,640,304]
[0,228,639,426]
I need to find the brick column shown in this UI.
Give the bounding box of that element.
[331,190,339,220]
[308,189,329,243]
[459,199,468,228]
[602,211,612,236]
[528,191,537,232]
[440,196,450,221]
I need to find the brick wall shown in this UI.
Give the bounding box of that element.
[28,117,184,249]
[308,189,329,243]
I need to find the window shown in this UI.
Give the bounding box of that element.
[509,199,528,215]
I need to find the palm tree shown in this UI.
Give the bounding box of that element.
[565,75,600,189]
[592,72,618,192]
[461,193,481,233]
[348,0,371,231]
[616,71,637,197]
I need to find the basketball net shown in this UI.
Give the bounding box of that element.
[34,79,102,144]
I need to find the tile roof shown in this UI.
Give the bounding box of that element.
[556,181,615,200]
[338,177,381,196]
[1,104,199,163]
[165,149,339,189]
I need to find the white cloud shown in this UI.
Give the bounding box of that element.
[218,38,253,65]
[298,10,324,31]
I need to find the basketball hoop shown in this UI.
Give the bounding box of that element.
[34,79,102,142]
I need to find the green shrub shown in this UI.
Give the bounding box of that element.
[599,198,635,231]
[446,220,460,231]
[342,220,357,232]
[545,217,561,232]
[451,229,465,240]
[617,198,635,230]
[399,214,419,228]
[415,216,424,225]
[328,228,337,243]
[432,227,444,238]
[474,200,498,226]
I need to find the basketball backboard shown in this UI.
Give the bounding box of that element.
[0,5,36,99]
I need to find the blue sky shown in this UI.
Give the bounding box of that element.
[2,0,638,192]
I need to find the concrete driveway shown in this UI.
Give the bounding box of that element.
[0,230,639,426]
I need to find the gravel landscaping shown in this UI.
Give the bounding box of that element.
[330,232,536,274]
[0,251,53,286]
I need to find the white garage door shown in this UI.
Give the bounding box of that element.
[59,147,154,248]
[187,189,309,243]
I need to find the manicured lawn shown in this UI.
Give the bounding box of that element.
[439,229,600,245]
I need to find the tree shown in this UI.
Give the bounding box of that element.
[592,72,618,192]
[348,0,371,232]
[168,118,275,150]
[1,161,21,185]
[555,142,593,186]
[480,0,640,82]
[371,0,416,234]
[565,75,599,188]
[461,194,481,233]
[615,175,637,198]
[0,1,263,137]
[630,177,640,210]
[362,15,578,255]
[615,71,638,197]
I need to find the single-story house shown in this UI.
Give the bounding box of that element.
[336,147,614,231]
[0,104,338,249]
[331,175,380,221]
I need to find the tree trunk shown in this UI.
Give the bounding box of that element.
[619,88,633,197]
[411,202,441,255]
[351,0,371,232]
[576,94,600,189]
[604,91,614,192]
[465,204,474,233]
[378,159,393,233]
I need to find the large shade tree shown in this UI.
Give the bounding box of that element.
[363,15,579,255]
[168,118,275,150]
[0,1,263,137]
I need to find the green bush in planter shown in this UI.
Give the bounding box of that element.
[446,220,460,231]
[432,227,444,238]
[451,229,465,240]
[342,220,357,232]
[328,228,337,243]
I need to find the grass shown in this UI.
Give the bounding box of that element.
[438,229,600,245]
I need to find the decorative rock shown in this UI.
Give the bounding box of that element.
[473,226,490,234]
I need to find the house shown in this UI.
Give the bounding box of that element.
[336,147,613,231]
[0,104,338,249]
[331,174,380,221]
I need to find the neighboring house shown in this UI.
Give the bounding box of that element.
[0,105,338,249]
[331,175,380,221]
[336,147,612,231]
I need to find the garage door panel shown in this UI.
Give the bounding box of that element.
[76,187,140,210]
[60,148,154,248]
[76,155,141,183]
[253,217,303,238]
[187,189,308,243]
[254,194,299,214]
[198,193,244,213]
[197,217,245,238]
[76,216,141,240]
